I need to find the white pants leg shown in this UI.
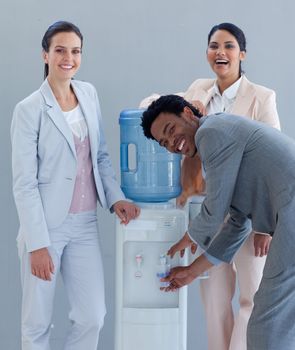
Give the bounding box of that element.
[229,233,265,350]
[199,232,265,350]
[19,210,106,350]
[19,238,62,350]
[61,211,106,350]
[199,261,236,350]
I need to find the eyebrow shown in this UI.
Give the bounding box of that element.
[54,45,81,49]
[209,40,235,44]
[158,122,170,146]
[163,122,170,135]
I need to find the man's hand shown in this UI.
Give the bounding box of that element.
[167,232,197,258]
[161,254,213,292]
[254,233,272,257]
[113,200,140,224]
[161,265,196,291]
[31,247,54,281]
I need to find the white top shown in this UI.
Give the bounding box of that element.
[200,76,243,181]
[206,76,242,115]
[193,77,243,265]
[62,104,88,141]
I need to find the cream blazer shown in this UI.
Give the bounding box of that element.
[139,76,281,208]
[183,75,281,129]
[140,75,280,130]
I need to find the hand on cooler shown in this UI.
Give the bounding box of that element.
[113,200,140,224]
[160,265,196,292]
[167,232,198,258]
[161,254,213,292]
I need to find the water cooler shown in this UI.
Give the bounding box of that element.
[119,109,181,202]
[115,110,188,350]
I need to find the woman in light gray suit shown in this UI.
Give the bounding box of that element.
[11,21,140,350]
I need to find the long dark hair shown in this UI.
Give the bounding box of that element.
[42,21,83,79]
[208,22,247,76]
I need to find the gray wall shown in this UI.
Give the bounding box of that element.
[1,0,294,349]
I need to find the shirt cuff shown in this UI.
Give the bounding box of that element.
[204,252,222,265]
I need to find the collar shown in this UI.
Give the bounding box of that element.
[213,75,243,100]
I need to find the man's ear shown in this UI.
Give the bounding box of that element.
[182,106,196,124]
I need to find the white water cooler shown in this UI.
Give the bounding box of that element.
[115,204,188,350]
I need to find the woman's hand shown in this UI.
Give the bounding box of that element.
[167,232,197,258]
[190,100,207,116]
[254,233,272,257]
[113,200,140,224]
[30,247,54,281]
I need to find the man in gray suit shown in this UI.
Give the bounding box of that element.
[141,94,295,350]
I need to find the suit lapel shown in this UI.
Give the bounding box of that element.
[40,80,76,158]
[71,81,98,165]
[195,83,215,109]
[203,86,215,108]
[231,76,255,116]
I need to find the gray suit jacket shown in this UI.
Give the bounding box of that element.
[11,79,125,252]
[188,113,295,276]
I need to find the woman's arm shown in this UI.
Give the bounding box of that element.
[11,102,51,252]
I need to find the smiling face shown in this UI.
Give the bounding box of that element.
[206,29,245,81]
[150,107,199,157]
[43,31,82,82]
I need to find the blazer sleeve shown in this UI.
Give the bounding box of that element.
[93,88,125,210]
[255,90,281,130]
[187,127,244,251]
[206,207,252,262]
[11,102,51,252]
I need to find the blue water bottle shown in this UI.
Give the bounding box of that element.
[119,109,182,202]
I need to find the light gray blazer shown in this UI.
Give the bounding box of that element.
[188,113,295,277]
[11,79,125,252]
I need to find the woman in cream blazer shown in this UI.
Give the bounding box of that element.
[180,23,280,350]
[140,22,280,350]
[183,75,280,350]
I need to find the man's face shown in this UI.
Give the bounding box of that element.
[150,107,198,157]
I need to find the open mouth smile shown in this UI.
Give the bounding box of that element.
[215,59,229,65]
[175,137,186,153]
[60,64,74,70]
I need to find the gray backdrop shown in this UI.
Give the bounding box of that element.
[1,0,294,349]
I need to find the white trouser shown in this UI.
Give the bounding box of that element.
[199,232,265,350]
[18,210,106,350]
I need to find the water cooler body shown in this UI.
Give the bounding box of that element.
[119,109,182,202]
[115,206,188,350]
